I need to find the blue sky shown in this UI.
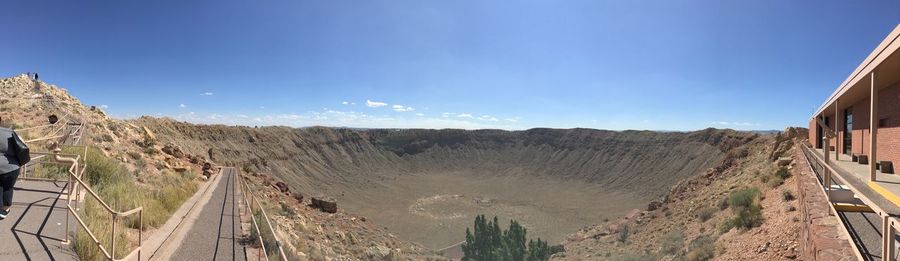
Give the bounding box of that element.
[2,1,899,130]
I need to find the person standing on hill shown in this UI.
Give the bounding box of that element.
[0,116,30,219]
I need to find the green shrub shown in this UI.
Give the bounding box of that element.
[694,206,717,222]
[731,204,763,229]
[767,175,784,188]
[279,202,296,217]
[728,187,760,209]
[143,147,158,155]
[462,215,552,261]
[618,225,630,243]
[717,219,736,234]
[249,211,280,258]
[782,190,795,201]
[775,167,791,180]
[722,187,764,232]
[127,151,142,160]
[717,197,729,210]
[660,230,684,256]
[766,167,791,188]
[686,235,716,261]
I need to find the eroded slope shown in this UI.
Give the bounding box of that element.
[135,118,758,248]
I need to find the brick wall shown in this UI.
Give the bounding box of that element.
[795,147,856,260]
[851,97,869,156]
[829,83,900,167]
[877,83,900,166]
[808,119,816,147]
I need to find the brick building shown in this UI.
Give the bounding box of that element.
[809,24,900,180]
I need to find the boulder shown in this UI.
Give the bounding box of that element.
[292,192,304,203]
[274,182,290,193]
[312,197,338,213]
[624,209,642,220]
[202,162,213,178]
[162,142,185,158]
[365,245,392,261]
[142,126,156,142]
[777,157,793,167]
[189,154,204,164]
[207,148,216,162]
[647,200,662,211]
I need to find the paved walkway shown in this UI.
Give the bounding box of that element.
[0,179,78,261]
[171,167,247,261]
[810,148,900,215]
[808,147,900,260]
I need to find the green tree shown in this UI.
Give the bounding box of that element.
[462,215,553,261]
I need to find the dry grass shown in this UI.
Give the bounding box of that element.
[73,147,197,260]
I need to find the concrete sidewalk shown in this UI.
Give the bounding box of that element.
[170,168,247,261]
[0,180,78,260]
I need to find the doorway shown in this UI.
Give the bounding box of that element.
[844,108,852,155]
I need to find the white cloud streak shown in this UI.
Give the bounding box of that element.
[366,100,388,107]
[392,104,414,112]
[710,121,759,126]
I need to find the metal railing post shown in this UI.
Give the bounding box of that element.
[139,209,143,261]
[885,215,893,261]
[110,214,116,261]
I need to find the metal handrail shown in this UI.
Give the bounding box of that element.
[238,173,288,260]
[17,117,143,261]
[801,143,900,260]
[54,147,144,261]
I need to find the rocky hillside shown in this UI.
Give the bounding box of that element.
[555,128,807,260]
[0,74,444,260]
[136,118,754,199]
[2,73,794,259]
[133,116,760,249]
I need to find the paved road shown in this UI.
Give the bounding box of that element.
[0,180,77,260]
[841,211,900,261]
[171,168,246,261]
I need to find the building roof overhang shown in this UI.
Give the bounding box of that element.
[813,24,900,119]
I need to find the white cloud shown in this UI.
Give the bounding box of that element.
[479,115,499,122]
[392,104,414,112]
[457,113,473,118]
[342,101,350,105]
[366,100,388,108]
[155,109,523,130]
[99,105,109,109]
[504,118,520,123]
[442,112,456,118]
[710,121,759,126]
[201,92,214,96]
[179,104,187,108]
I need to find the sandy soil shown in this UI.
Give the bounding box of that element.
[339,171,648,249]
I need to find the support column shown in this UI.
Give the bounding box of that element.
[835,100,840,161]
[871,72,878,181]
[824,117,830,165]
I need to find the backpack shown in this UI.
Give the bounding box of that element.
[10,132,30,165]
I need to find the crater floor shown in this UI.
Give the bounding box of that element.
[338,171,648,249]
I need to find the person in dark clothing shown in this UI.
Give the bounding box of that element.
[0,116,30,219]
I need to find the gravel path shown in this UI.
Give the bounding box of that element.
[171,168,247,260]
